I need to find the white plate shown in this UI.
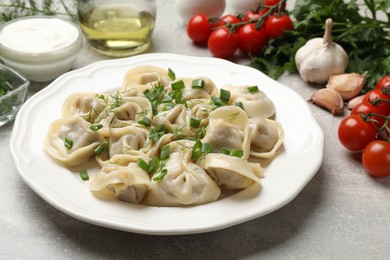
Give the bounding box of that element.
[10,53,324,235]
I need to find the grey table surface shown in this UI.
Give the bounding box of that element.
[1,1,390,259]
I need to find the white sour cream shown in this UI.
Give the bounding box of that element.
[0,17,79,54]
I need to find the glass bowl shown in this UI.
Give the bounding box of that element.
[0,63,30,127]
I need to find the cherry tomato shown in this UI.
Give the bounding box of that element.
[362,140,390,177]
[376,74,390,91]
[186,14,213,44]
[208,27,239,59]
[264,0,287,12]
[238,23,267,55]
[351,102,387,128]
[242,9,269,23]
[264,14,293,39]
[242,10,261,21]
[338,114,378,151]
[216,14,241,31]
[362,88,390,114]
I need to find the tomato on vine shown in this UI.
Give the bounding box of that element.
[186,14,213,44]
[362,88,390,114]
[264,0,287,12]
[376,74,390,91]
[237,23,267,55]
[338,114,378,151]
[208,27,239,59]
[264,13,293,39]
[351,102,387,128]
[362,140,390,177]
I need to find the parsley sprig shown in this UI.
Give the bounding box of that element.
[250,0,390,91]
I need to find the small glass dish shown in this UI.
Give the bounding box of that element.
[0,16,82,82]
[0,63,29,127]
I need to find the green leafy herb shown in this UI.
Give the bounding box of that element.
[190,117,201,128]
[249,0,390,91]
[0,0,77,23]
[148,125,167,143]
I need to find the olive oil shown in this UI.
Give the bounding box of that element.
[78,6,155,56]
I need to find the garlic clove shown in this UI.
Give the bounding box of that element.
[308,88,344,115]
[326,72,367,100]
[347,94,365,110]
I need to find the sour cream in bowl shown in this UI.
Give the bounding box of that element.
[0,16,82,82]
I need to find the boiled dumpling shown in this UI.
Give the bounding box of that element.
[224,85,275,119]
[44,116,101,166]
[249,117,284,158]
[202,106,251,159]
[199,153,263,190]
[169,77,218,100]
[147,140,221,206]
[61,92,106,123]
[89,163,151,204]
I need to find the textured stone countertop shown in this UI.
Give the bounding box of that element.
[1,0,390,259]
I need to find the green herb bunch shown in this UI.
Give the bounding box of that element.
[250,0,390,91]
[0,0,77,23]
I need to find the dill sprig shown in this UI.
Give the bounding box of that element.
[0,0,77,23]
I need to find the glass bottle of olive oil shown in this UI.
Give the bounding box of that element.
[78,0,156,57]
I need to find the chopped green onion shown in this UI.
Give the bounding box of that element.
[153,169,168,181]
[162,103,175,111]
[235,101,244,110]
[162,92,174,102]
[230,149,244,158]
[168,68,176,80]
[80,170,89,181]
[136,158,149,171]
[211,96,223,107]
[192,79,205,89]
[220,89,231,103]
[147,157,160,174]
[94,141,108,156]
[160,144,170,160]
[174,89,184,104]
[247,85,259,93]
[201,143,213,154]
[90,123,103,131]
[0,81,13,91]
[171,80,185,90]
[191,140,203,160]
[221,147,231,155]
[143,89,156,101]
[138,117,151,127]
[190,117,201,128]
[64,138,73,150]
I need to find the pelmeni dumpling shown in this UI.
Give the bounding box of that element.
[44,116,101,166]
[249,117,284,159]
[89,163,151,204]
[108,126,149,156]
[147,140,221,206]
[96,96,152,137]
[224,85,275,119]
[154,104,191,134]
[122,65,172,93]
[200,153,263,190]
[202,106,251,159]
[61,92,106,123]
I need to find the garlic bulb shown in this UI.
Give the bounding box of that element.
[295,18,349,84]
[326,72,367,100]
[308,88,344,115]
